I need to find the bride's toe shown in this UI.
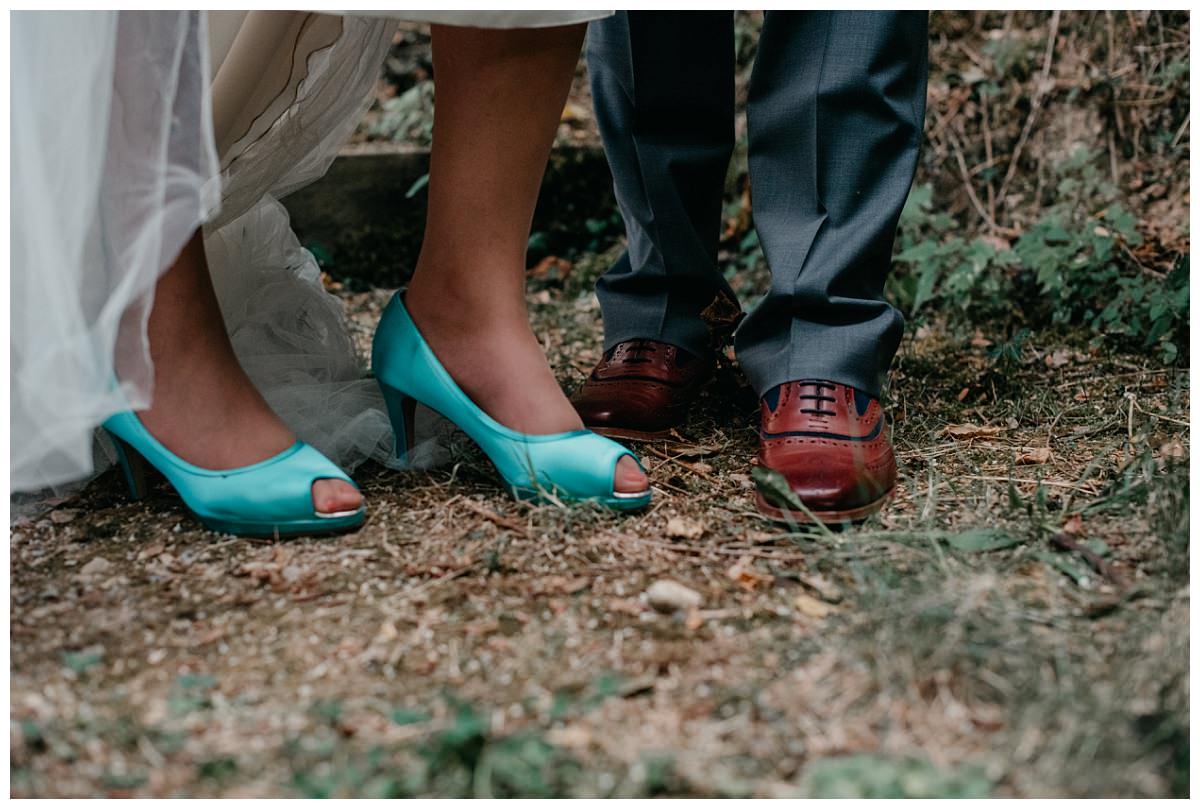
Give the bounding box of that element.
[613,455,649,495]
[312,479,364,516]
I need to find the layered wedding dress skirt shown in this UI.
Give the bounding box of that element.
[11,10,607,494]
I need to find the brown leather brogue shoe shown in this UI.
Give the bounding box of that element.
[756,380,897,523]
[571,339,715,441]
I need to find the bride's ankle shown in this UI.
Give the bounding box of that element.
[407,259,527,318]
[406,283,528,341]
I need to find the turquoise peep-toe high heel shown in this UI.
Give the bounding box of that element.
[372,294,652,511]
[103,411,365,537]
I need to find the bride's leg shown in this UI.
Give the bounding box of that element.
[133,230,363,514]
[405,23,648,494]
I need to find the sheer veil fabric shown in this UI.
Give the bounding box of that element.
[11,10,609,495]
[12,12,221,492]
[205,11,401,484]
[12,10,396,494]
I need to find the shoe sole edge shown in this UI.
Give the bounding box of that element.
[588,425,678,442]
[199,509,366,539]
[755,490,893,525]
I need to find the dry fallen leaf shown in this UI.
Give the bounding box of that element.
[136,542,165,562]
[547,725,592,749]
[943,424,1004,440]
[532,576,590,596]
[666,516,704,541]
[526,255,573,283]
[980,234,1012,252]
[1044,349,1073,369]
[794,592,834,619]
[743,530,778,544]
[1015,447,1052,465]
[798,573,843,604]
[727,555,774,591]
[1062,514,1085,536]
[608,598,645,617]
[1158,440,1186,460]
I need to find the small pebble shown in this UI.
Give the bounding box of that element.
[645,579,702,614]
[79,556,113,577]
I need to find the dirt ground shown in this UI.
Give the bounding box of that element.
[9,259,1189,796]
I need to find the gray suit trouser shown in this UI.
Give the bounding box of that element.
[586,11,929,398]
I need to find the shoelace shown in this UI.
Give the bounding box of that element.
[622,340,659,365]
[797,381,837,416]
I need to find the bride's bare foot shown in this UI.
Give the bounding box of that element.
[405,278,649,495]
[127,233,362,515]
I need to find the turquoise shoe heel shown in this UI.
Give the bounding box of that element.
[372,294,651,511]
[379,382,417,464]
[102,411,365,537]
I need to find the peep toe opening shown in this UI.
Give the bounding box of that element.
[311,477,365,519]
[610,454,652,500]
